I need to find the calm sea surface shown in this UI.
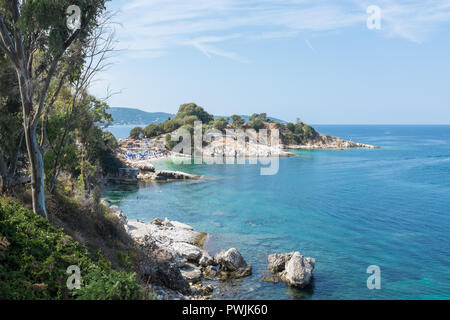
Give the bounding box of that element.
[104,125,450,299]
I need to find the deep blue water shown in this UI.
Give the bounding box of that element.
[104,125,450,300]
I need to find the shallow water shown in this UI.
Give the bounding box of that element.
[103,125,450,300]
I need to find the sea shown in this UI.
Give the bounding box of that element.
[104,125,450,300]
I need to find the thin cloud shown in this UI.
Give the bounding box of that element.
[115,0,450,59]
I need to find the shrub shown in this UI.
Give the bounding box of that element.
[249,119,265,130]
[129,127,143,139]
[213,117,229,131]
[0,199,143,300]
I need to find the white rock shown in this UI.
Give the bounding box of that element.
[215,248,248,271]
[280,252,315,288]
[169,242,203,262]
[199,251,215,267]
[180,264,202,283]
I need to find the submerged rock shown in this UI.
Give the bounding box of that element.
[261,274,281,284]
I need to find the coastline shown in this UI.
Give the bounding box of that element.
[285,134,380,150]
[101,128,378,299]
[103,200,255,300]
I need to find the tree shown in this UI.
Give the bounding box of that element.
[44,16,116,193]
[249,113,267,123]
[213,117,229,131]
[129,127,143,140]
[182,115,199,126]
[163,119,181,133]
[294,123,304,134]
[174,103,213,124]
[0,0,107,217]
[303,125,317,139]
[249,119,265,130]
[231,115,245,128]
[143,124,159,138]
[0,55,25,192]
[286,123,295,132]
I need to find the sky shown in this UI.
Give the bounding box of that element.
[90,0,450,124]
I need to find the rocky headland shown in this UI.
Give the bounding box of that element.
[106,161,200,185]
[286,133,379,150]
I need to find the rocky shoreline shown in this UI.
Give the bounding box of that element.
[106,162,201,185]
[286,134,379,150]
[104,200,316,300]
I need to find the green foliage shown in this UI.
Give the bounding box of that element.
[165,133,179,150]
[180,124,194,135]
[277,122,319,145]
[102,131,119,150]
[286,123,295,132]
[129,127,143,139]
[44,87,120,191]
[213,117,229,131]
[0,55,26,189]
[143,123,162,138]
[116,249,138,271]
[163,119,182,133]
[231,115,245,128]
[0,199,142,300]
[75,265,142,300]
[17,0,108,58]
[182,115,200,126]
[174,103,214,124]
[249,119,265,130]
[249,113,267,122]
[140,103,212,142]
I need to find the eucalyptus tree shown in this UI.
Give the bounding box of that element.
[0,0,107,217]
[0,54,25,192]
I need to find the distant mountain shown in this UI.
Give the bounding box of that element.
[109,107,287,126]
[109,107,174,125]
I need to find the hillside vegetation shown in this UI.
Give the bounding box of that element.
[0,198,142,300]
[128,103,320,148]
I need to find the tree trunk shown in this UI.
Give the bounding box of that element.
[0,151,9,193]
[24,124,47,218]
[16,64,48,218]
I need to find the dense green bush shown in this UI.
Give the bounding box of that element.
[213,117,229,131]
[174,103,213,124]
[129,127,143,139]
[0,199,142,300]
[249,119,265,130]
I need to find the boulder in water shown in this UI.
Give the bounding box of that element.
[214,248,252,279]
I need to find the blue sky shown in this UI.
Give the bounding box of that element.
[91,0,450,124]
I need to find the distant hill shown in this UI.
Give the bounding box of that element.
[228,115,287,124]
[109,107,287,126]
[109,107,174,125]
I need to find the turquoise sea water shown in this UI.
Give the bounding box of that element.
[104,125,450,300]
